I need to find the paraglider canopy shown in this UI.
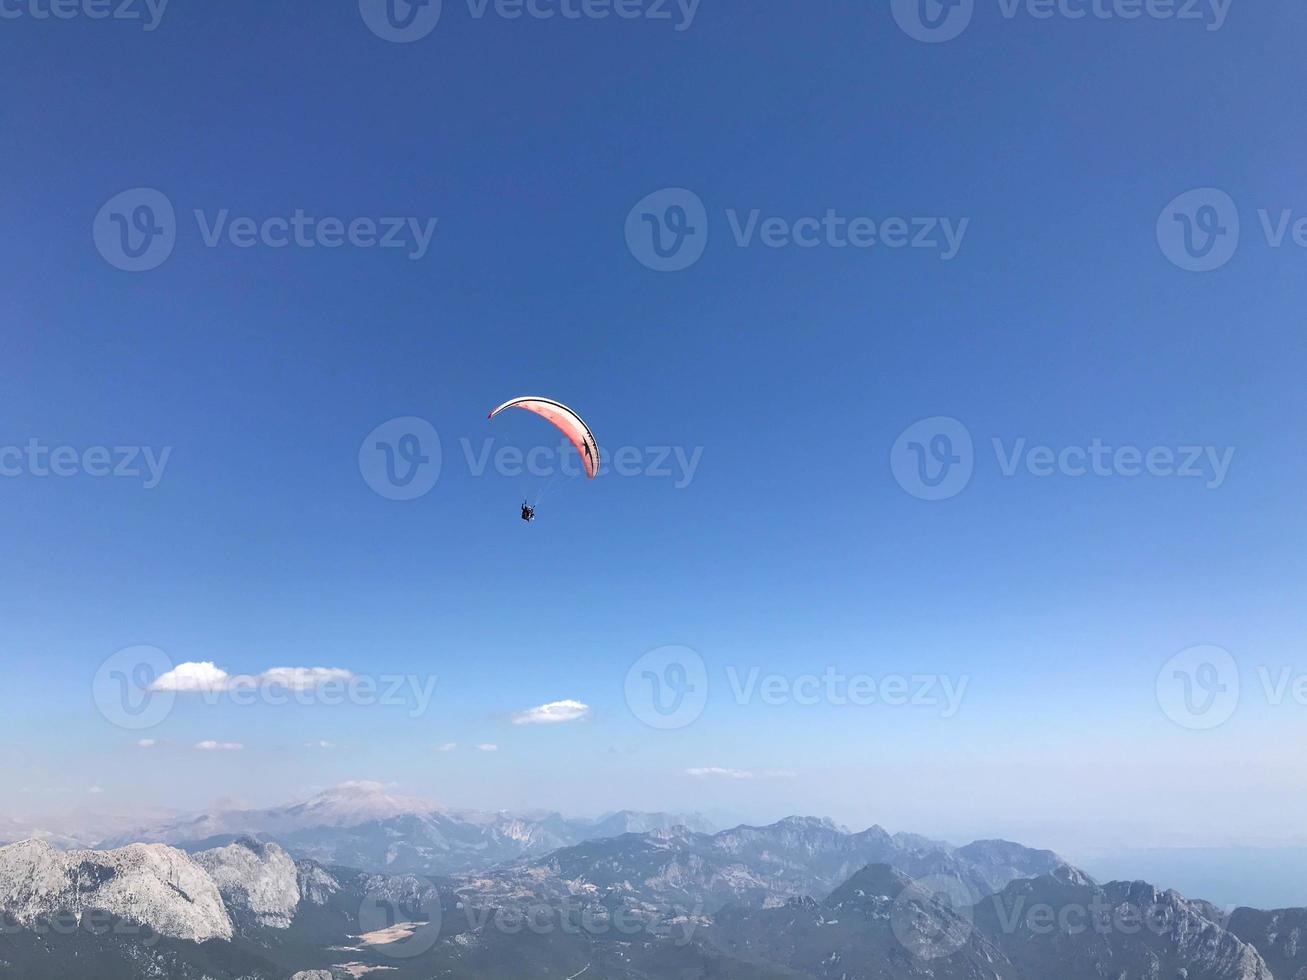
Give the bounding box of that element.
[488,396,600,479]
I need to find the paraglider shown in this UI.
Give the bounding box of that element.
[489,396,599,521]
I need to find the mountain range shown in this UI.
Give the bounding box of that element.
[86,782,717,876]
[3,786,1305,979]
[459,815,1064,913]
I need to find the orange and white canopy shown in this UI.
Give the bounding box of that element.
[487,396,600,479]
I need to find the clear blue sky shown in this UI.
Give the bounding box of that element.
[2,0,1306,857]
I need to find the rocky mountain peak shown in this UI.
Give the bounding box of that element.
[0,838,232,943]
[775,815,845,833]
[825,862,914,904]
[1050,863,1096,888]
[194,838,301,929]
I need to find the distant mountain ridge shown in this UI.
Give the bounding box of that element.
[462,815,1066,911]
[85,787,1065,907]
[89,783,716,876]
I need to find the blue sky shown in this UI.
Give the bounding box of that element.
[2,0,1307,859]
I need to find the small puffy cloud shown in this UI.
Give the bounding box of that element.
[685,767,797,780]
[87,786,104,794]
[305,740,334,749]
[434,742,458,752]
[150,661,231,692]
[510,700,591,725]
[136,738,157,748]
[476,744,499,752]
[195,740,244,751]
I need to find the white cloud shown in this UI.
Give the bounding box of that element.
[136,738,157,748]
[510,699,591,725]
[194,740,244,751]
[685,767,797,780]
[150,661,231,692]
[434,742,458,752]
[150,661,353,693]
[476,744,499,752]
[306,740,334,749]
[87,786,104,794]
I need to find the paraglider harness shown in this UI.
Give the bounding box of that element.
[521,502,536,522]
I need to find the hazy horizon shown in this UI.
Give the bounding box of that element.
[14,777,1307,910]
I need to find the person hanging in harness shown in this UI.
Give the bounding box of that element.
[520,501,536,522]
